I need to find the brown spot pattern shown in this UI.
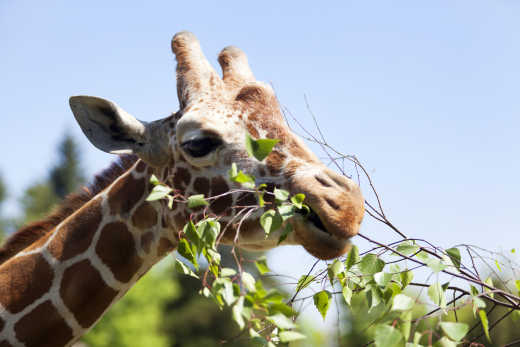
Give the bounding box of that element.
[14,300,73,347]
[131,202,157,230]
[173,167,191,191]
[0,254,53,314]
[0,316,4,332]
[210,177,232,215]
[60,260,119,329]
[0,340,13,347]
[236,192,258,213]
[95,222,143,283]
[157,238,175,257]
[108,175,146,215]
[246,121,259,138]
[193,177,210,196]
[47,198,102,261]
[141,232,154,253]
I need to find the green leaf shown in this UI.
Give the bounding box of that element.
[267,313,297,330]
[279,331,306,343]
[274,188,290,202]
[396,241,419,256]
[177,238,198,270]
[149,174,160,185]
[413,332,423,345]
[214,278,235,306]
[401,311,412,341]
[374,325,404,347]
[428,282,446,308]
[167,195,174,209]
[359,254,385,275]
[478,309,491,342]
[328,259,345,284]
[434,337,457,347]
[241,271,256,292]
[277,223,293,245]
[374,271,392,287]
[415,251,430,262]
[259,209,282,237]
[232,171,256,189]
[221,268,237,277]
[296,275,315,291]
[245,133,279,161]
[205,248,221,265]
[313,290,332,320]
[146,184,172,201]
[445,247,461,269]
[174,259,199,279]
[255,256,270,275]
[367,285,384,310]
[342,285,352,306]
[472,296,486,316]
[515,280,520,295]
[199,219,220,249]
[187,194,209,208]
[228,162,238,178]
[232,296,245,329]
[439,322,469,342]
[278,204,296,221]
[484,277,494,298]
[183,221,201,253]
[495,259,502,272]
[392,294,415,311]
[345,245,360,270]
[290,193,306,209]
[400,269,414,289]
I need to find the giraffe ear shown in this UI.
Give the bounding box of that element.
[69,95,169,167]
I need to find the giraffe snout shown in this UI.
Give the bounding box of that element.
[290,166,364,259]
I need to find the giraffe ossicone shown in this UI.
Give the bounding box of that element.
[0,31,364,346]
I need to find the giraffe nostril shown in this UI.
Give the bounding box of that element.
[325,172,351,190]
[325,198,340,210]
[315,175,332,188]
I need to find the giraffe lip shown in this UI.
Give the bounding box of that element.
[296,207,328,234]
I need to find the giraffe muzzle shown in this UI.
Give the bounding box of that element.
[289,166,365,259]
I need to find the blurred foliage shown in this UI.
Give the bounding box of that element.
[19,133,84,223]
[50,134,85,199]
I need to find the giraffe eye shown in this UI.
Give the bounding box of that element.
[181,137,223,158]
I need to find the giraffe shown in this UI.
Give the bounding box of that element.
[0,31,364,346]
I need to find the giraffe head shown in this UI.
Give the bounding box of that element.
[69,32,364,260]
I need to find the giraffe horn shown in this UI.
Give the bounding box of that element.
[171,31,221,108]
[218,46,255,86]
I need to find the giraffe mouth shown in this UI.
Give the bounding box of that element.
[296,208,328,234]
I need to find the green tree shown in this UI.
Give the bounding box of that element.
[19,133,85,223]
[49,134,85,199]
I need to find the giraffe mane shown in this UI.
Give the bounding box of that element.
[0,154,139,265]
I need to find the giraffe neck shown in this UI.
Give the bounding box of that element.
[0,160,178,347]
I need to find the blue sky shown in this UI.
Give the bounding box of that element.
[1,0,519,326]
